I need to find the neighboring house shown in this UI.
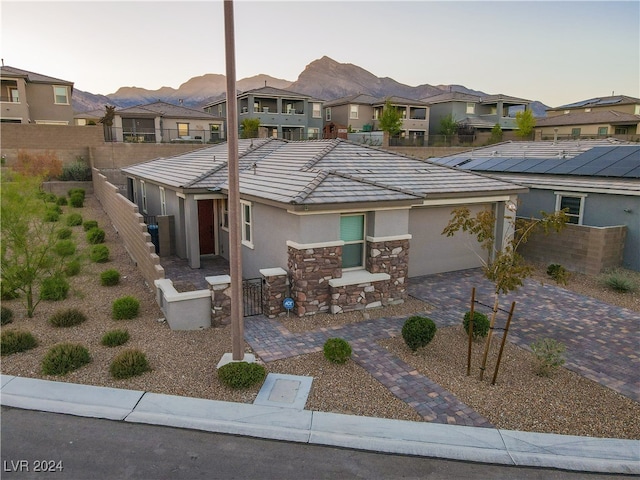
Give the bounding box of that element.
[323,94,430,145]
[110,101,225,143]
[74,109,104,126]
[0,65,74,124]
[122,138,525,316]
[535,95,640,141]
[421,91,532,137]
[430,139,640,272]
[203,86,324,141]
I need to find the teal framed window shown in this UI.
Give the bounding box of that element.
[341,214,365,269]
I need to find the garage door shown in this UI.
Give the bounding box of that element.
[408,204,490,277]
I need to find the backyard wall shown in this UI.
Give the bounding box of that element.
[519,223,627,275]
[92,167,165,291]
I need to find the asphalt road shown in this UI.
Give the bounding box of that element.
[0,407,627,480]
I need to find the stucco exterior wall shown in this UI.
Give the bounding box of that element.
[26,82,74,124]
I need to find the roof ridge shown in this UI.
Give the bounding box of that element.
[300,139,342,171]
[290,170,331,204]
[329,169,423,197]
[184,162,226,187]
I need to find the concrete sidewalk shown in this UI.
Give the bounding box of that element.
[1,375,638,475]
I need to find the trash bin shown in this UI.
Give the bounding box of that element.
[147,224,159,254]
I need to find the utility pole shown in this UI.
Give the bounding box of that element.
[224,0,244,361]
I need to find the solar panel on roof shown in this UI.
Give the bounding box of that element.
[503,158,548,172]
[561,98,598,108]
[522,159,561,173]
[596,97,622,105]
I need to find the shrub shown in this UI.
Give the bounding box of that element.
[112,296,140,320]
[462,311,490,339]
[42,343,91,375]
[110,349,150,379]
[218,361,266,389]
[1,280,20,301]
[43,209,60,222]
[599,269,639,293]
[1,330,38,356]
[83,220,98,231]
[402,315,437,351]
[1,306,14,325]
[60,161,92,181]
[100,269,120,286]
[57,227,73,239]
[86,227,106,244]
[65,259,82,276]
[49,308,87,328]
[39,275,69,301]
[531,338,566,377]
[323,338,352,364]
[68,188,86,200]
[66,213,83,227]
[56,196,68,206]
[90,245,110,263]
[547,263,569,285]
[101,329,130,347]
[43,192,58,203]
[69,193,84,208]
[13,150,62,179]
[54,239,76,257]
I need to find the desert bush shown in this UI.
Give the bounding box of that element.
[101,329,130,347]
[462,311,490,339]
[64,259,82,276]
[86,227,105,244]
[43,209,60,222]
[1,330,38,356]
[1,281,20,301]
[66,213,83,227]
[13,150,62,179]
[57,227,73,239]
[547,263,569,285]
[49,308,87,328]
[39,275,70,301]
[323,338,352,364]
[110,349,150,379]
[54,239,76,257]
[42,343,91,375]
[402,315,437,351]
[90,245,110,263]
[82,220,98,231]
[1,306,14,325]
[100,269,120,286]
[599,269,638,293]
[531,338,566,377]
[68,188,86,200]
[218,361,266,389]
[42,192,58,203]
[112,296,140,320]
[69,193,84,208]
[56,196,68,206]
[60,161,92,181]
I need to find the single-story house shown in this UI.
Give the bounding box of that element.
[122,138,526,315]
[430,139,639,272]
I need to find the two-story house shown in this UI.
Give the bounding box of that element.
[422,91,532,138]
[323,94,430,145]
[0,65,74,124]
[534,95,640,141]
[203,86,324,140]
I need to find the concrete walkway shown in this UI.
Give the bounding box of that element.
[1,375,638,475]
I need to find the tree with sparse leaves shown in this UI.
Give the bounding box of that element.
[378,99,403,138]
[241,118,260,139]
[489,124,503,144]
[515,109,536,138]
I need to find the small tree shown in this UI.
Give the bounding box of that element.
[241,118,260,139]
[515,109,536,139]
[378,99,403,142]
[489,124,503,144]
[438,114,458,144]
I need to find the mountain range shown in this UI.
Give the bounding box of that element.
[72,56,548,117]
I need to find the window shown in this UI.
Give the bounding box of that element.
[325,108,331,121]
[132,179,138,204]
[598,126,608,136]
[53,86,69,105]
[177,123,189,137]
[340,214,365,269]
[159,187,166,215]
[221,199,229,229]
[307,127,319,140]
[312,102,321,118]
[9,87,19,102]
[571,128,581,138]
[140,181,147,213]
[350,105,359,120]
[241,200,253,247]
[615,127,628,135]
[210,124,221,141]
[555,192,586,225]
[466,103,475,114]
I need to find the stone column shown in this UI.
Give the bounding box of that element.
[207,275,231,327]
[366,235,411,305]
[260,267,289,318]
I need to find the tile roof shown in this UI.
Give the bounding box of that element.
[535,110,640,126]
[122,139,525,207]
[116,101,221,119]
[421,91,530,105]
[0,65,73,85]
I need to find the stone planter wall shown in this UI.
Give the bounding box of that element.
[330,280,386,314]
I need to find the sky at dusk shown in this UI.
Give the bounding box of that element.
[2,0,638,108]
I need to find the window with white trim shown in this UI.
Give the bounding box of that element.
[325,107,331,121]
[241,200,253,247]
[555,192,586,225]
[132,178,138,204]
[177,122,189,137]
[350,105,359,119]
[307,127,319,139]
[53,85,69,105]
[159,187,166,215]
[466,102,475,114]
[312,102,321,118]
[598,126,608,136]
[221,198,229,229]
[340,214,365,269]
[140,180,147,213]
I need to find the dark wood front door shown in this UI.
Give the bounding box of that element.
[198,200,215,255]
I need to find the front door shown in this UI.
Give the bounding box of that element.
[198,200,215,255]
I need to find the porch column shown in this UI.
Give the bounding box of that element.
[184,197,200,269]
[208,275,232,326]
[260,267,289,318]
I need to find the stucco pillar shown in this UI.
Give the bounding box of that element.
[184,196,200,269]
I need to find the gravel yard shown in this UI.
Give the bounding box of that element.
[2,194,638,440]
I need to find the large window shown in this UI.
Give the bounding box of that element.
[555,192,586,225]
[466,103,475,114]
[598,127,608,136]
[53,86,69,105]
[177,123,189,138]
[350,105,359,120]
[341,214,365,269]
[312,102,321,118]
[241,200,253,248]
